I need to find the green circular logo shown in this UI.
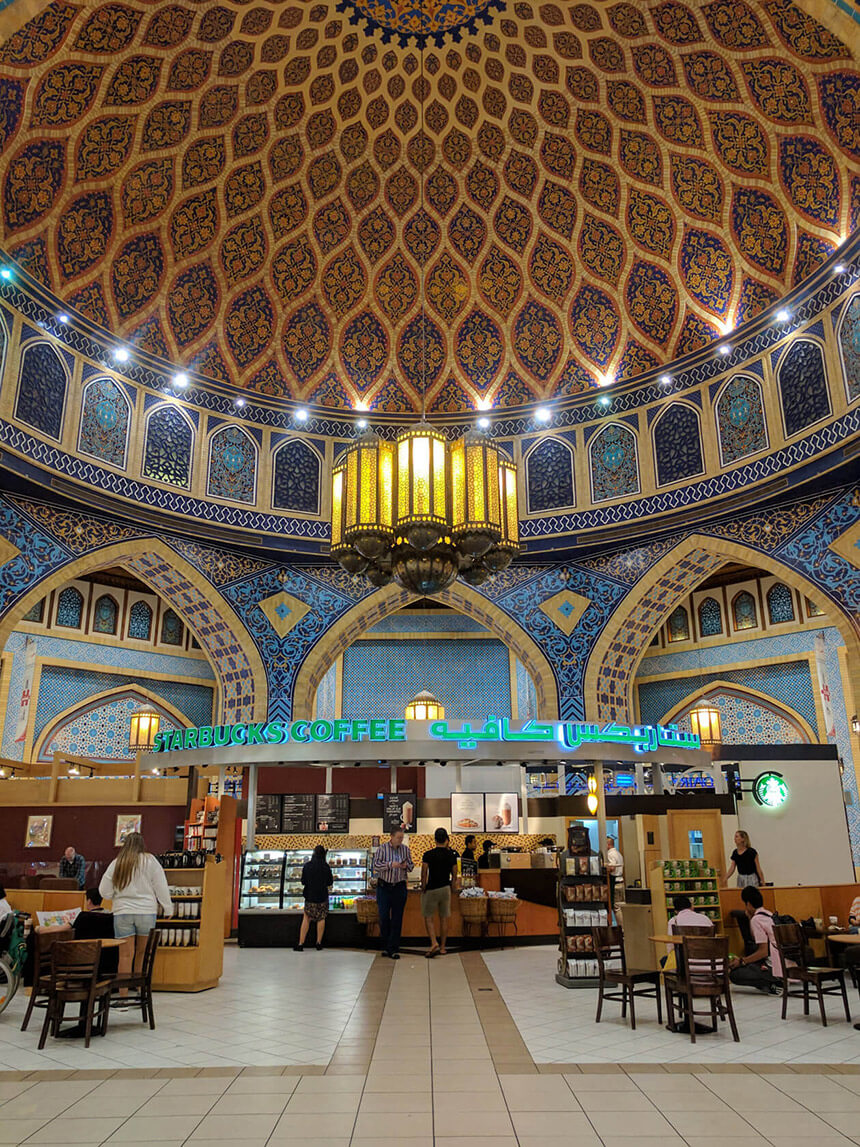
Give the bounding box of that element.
[753,772,788,808]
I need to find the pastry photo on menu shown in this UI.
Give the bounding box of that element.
[450,792,485,832]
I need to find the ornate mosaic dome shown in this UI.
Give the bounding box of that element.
[0,0,858,413]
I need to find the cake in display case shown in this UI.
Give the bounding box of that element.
[239,849,369,912]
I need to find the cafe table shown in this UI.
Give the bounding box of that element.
[648,934,724,1035]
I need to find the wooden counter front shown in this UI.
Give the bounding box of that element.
[399,871,558,940]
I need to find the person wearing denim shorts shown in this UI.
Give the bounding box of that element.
[100,833,173,995]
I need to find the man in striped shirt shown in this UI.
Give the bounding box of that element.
[373,828,414,959]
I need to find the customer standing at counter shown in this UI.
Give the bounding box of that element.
[295,845,334,952]
[421,828,459,958]
[100,833,173,994]
[725,830,764,887]
[373,828,414,960]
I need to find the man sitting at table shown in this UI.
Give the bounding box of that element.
[662,895,713,968]
[728,886,784,994]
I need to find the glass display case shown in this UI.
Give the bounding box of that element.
[239,848,369,912]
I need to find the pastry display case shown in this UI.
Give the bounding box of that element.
[239,848,369,913]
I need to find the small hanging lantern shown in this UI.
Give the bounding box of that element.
[690,704,722,746]
[404,690,445,721]
[586,774,599,815]
[129,706,161,752]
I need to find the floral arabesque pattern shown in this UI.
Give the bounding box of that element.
[78,376,130,468]
[716,375,767,465]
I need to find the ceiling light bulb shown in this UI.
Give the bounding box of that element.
[173,371,189,388]
[719,345,731,356]
[234,396,246,408]
[598,396,611,407]
[535,406,551,423]
[57,313,69,324]
[356,418,368,429]
[477,416,490,429]
[660,374,672,385]
[0,268,11,280]
[834,263,845,273]
[113,347,129,362]
[775,309,790,322]
[295,408,309,421]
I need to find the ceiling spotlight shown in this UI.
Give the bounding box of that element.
[775,309,790,323]
[57,313,69,324]
[295,408,309,422]
[0,268,11,280]
[834,263,845,274]
[173,371,189,388]
[356,417,368,430]
[113,347,129,363]
[535,406,551,423]
[234,396,246,408]
[598,395,611,407]
[718,345,731,356]
[659,374,672,385]
[477,416,491,429]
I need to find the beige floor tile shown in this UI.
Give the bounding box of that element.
[207,1091,291,1115]
[589,1110,679,1137]
[133,1094,218,1117]
[286,1091,362,1114]
[596,1138,684,1147]
[0,1082,35,1102]
[433,1109,515,1137]
[295,1075,366,1093]
[744,1111,847,1137]
[816,1112,860,1137]
[577,1091,657,1112]
[268,1112,358,1139]
[763,1140,856,1147]
[434,1137,518,1147]
[352,1111,434,1137]
[564,1072,637,1092]
[358,1091,433,1113]
[157,1077,231,1096]
[655,1090,742,1111]
[509,1111,599,1137]
[61,1094,153,1119]
[0,1119,50,1145]
[350,1139,432,1147]
[666,1110,760,1137]
[186,1112,280,1140]
[226,1074,299,1095]
[103,1115,204,1142]
[798,1092,860,1112]
[430,1089,505,1111]
[25,1117,127,1144]
[681,1139,770,1147]
[181,1142,269,1147]
[500,1076,581,1112]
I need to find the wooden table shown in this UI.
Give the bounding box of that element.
[650,934,683,945]
[825,934,860,945]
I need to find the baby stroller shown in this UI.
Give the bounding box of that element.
[0,911,28,1015]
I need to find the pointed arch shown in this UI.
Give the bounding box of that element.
[651,401,704,486]
[585,532,860,724]
[142,402,195,488]
[836,290,860,403]
[16,339,69,441]
[92,592,119,635]
[292,580,560,720]
[713,374,768,466]
[78,375,133,469]
[776,336,831,438]
[207,423,258,504]
[658,681,816,746]
[588,421,639,503]
[272,437,322,514]
[0,538,267,723]
[524,436,575,513]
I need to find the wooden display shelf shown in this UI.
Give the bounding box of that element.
[152,855,225,993]
[649,860,722,935]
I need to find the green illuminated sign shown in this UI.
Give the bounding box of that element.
[151,719,406,753]
[753,771,788,808]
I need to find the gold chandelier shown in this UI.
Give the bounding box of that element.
[330,423,520,594]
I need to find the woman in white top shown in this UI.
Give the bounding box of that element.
[100,833,172,983]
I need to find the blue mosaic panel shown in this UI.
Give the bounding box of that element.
[127,600,152,640]
[42,693,181,763]
[697,596,723,637]
[272,439,320,514]
[78,377,130,468]
[767,583,795,624]
[160,608,183,646]
[637,659,818,734]
[526,438,574,513]
[55,586,83,628]
[314,660,337,720]
[716,376,767,465]
[666,605,689,642]
[142,405,193,488]
[732,590,758,631]
[15,341,67,441]
[22,599,44,623]
[838,294,860,401]
[341,638,512,721]
[208,425,257,504]
[653,403,703,486]
[32,664,214,742]
[778,339,831,437]
[515,656,537,720]
[367,613,489,634]
[589,423,639,503]
[92,593,118,635]
[673,690,807,745]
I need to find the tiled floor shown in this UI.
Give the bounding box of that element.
[0,947,374,1072]
[483,945,860,1065]
[4,947,860,1145]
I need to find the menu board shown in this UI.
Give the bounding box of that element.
[382,793,417,834]
[316,793,349,833]
[281,794,316,833]
[450,792,485,833]
[484,792,520,833]
[255,795,282,834]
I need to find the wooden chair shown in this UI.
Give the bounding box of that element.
[110,928,161,1029]
[37,940,112,1049]
[20,925,73,1032]
[662,923,715,1024]
[592,925,662,1031]
[665,935,739,1045]
[774,922,850,1026]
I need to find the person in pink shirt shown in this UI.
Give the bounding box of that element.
[728,886,786,993]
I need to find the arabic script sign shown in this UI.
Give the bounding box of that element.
[150,718,700,754]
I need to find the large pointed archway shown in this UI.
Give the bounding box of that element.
[0,539,267,724]
[291,581,560,720]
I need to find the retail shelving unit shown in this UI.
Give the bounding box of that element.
[151,855,226,992]
[555,852,611,988]
[650,859,722,934]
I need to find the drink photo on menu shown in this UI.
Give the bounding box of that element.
[485,792,519,833]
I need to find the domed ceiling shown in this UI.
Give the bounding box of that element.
[0,0,858,413]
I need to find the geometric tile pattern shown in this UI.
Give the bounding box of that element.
[40,691,183,762]
[0,1,856,409]
[539,588,590,636]
[670,688,809,745]
[257,589,310,639]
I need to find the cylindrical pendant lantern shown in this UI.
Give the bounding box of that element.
[690,704,722,746]
[451,430,502,557]
[330,460,367,574]
[482,457,520,572]
[404,690,445,721]
[129,706,161,752]
[395,422,449,551]
[343,432,396,561]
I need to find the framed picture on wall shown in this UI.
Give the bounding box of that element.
[115,813,141,846]
[24,814,52,848]
[484,793,519,833]
[451,793,485,833]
